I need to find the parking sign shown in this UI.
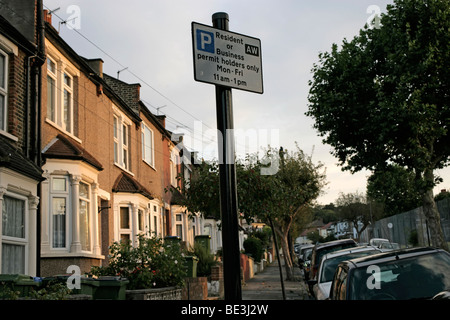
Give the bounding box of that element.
[192,22,263,94]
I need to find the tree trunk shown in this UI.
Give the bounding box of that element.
[422,170,449,251]
[276,229,294,280]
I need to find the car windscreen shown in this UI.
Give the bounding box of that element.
[320,250,380,283]
[349,251,450,300]
[304,248,313,260]
[316,242,357,266]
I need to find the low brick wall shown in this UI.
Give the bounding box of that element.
[126,287,182,300]
[240,253,254,283]
[208,263,224,298]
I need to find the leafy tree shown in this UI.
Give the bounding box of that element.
[311,203,338,224]
[306,230,324,244]
[257,146,326,279]
[306,0,450,250]
[168,145,326,280]
[367,165,423,216]
[335,192,384,243]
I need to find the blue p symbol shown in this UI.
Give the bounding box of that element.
[197,30,214,53]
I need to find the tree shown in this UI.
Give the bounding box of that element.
[335,192,383,242]
[168,145,326,280]
[257,146,326,279]
[306,0,450,250]
[367,165,423,216]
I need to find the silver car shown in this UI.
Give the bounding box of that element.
[311,246,382,300]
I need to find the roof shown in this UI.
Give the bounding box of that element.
[323,246,380,260]
[320,222,334,230]
[112,172,154,200]
[315,238,357,250]
[42,134,103,171]
[345,247,446,269]
[0,137,43,181]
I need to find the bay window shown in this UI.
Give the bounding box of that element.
[48,175,94,252]
[119,206,131,242]
[79,181,91,251]
[1,195,26,274]
[51,177,68,249]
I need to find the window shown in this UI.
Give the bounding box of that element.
[153,216,158,236]
[119,207,131,242]
[46,56,75,135]
[142,124,154,166]
[79,182,91,251]
[176,225,183,239]
[63,73,73,133]
[51,176,68,248]
[2,195,26,274]
[0,49,8,132]
[46,57,57,123]
[113,116,119,164]
[170,153,178,187]
[113,115,131,171]
[138,209,144,233]
[122,123,129,170]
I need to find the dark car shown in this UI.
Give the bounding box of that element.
[298,244,314,281]
[328,247,450,300]
[308,239,358,296]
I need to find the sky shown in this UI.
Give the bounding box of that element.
[41,0,450,205]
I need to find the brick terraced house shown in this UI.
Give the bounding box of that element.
[0,0,225,278]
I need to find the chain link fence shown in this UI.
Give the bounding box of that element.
[360,198,450,248]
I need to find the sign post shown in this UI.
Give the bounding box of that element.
[192,18,263,93]
[192,12,263,301]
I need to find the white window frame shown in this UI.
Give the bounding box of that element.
[119,206,132,242]
[63,72,73,133]
[79,181,91,252]
[142,123,155,168]
[0,48,8,133]
[113,110,132,172]
[50,176,70,250]
[46,54,75,136]
[1,192,28,275]
[113,116,119,164]
[122,123,129,170]
[170,152,178,187]
[46,57,57,124]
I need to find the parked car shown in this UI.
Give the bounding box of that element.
[298,244,314,265]
[378,241,400,252]
[298,244,314,280]
[311,246,382,300]
[308,238,358,296]
[328,247,450,300]
[369,238,390,247]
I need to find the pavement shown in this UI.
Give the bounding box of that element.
[241,259,311,300]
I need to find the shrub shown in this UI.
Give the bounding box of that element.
[244,237,263,261]
[90,235,186,289]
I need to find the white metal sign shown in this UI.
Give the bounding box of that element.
[192,22,263,94]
